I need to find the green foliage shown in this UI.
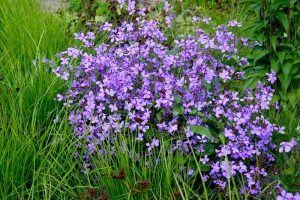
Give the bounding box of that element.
[244,0,300,94]
[190,126,212,139]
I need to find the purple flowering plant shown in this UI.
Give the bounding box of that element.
[52,0,298,197]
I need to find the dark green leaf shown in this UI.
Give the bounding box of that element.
[190,126,212,140]
[272,94,280,104]
[293,74,300,79]
[203,144,216,155]
[242,77,258,91]
[188,161,211,172]
[275,11,289,32]
[280,43,294,49]
[271,36,277,51]
[173,105,184,116]
[200,165,211,172]
[291,65,299,75]
[282,62,293,77]
[271,57,281,73]
[174,95,182,104]
[276,51,286,65]
[278,73,292,93]
[253,50,269,64]
[271,0,289,10]
[293,58,300,65]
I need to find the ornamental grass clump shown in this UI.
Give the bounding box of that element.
[52,0,297,197]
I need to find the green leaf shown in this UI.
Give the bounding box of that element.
[291,65,299,75]
[232,55,240,62]
[200,165,211,172]
[271,36,277,51]
[271,0,289,10]
[188,161,211,172]
[271,57,281,73]
[292,58,300,65]
[293,74,300,79]
[174,95,182,104]
[95,2,109,15]
[278,73,292,93]
[190,126,212,140]
[282,62,293,77]
[168,50,177,55]
[253,50,269,64]
[275,11,289,32]
[284,168,294,175]
[203,144,216,155]
[242,77,258,91]
[280,43,294,49]
[173,105,184,116]
[272,94,280,104]
[156,109,165,121]
[276,51,286,65]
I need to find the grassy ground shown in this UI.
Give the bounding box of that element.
[0,0,299,199]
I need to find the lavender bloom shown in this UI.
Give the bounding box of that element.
[117,0,126,8]
[165,16,172,28]
[138,7,146,16]
[277,190,296,200]
[192,16,199,23]
[188,169,194,176]
[202,16,211,24]
[267,70,277,84]
[241,37,248,46]
[146,138,160,151]
[102,22,112,31]
[279,138,297,153]
[127,0,136,15]
[228,20,242,27]
[200,155,209,164]
[164,0,170,12]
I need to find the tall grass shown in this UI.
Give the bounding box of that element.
[0,0,75,198]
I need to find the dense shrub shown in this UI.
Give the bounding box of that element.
[53,0,298,197]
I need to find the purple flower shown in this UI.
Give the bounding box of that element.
[136,133,144,141]
[192,16,199,23]
[279,138,297,153]
[241,37,248,46]
[56,94,64,101]
[127,0,136,15]
[117,0,126,8]
[277,190,295,200]
[165,16,172,28]
[200,155,209,164]
[138,7,146,16]
[102,22,112,31]
[266,70,277,84]
[228,20,242,27]
[202,16,211,24]
[188,169,194,176]
[164,1,170,12]
[146,138,160,151]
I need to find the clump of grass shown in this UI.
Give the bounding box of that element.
[0,0,74,198]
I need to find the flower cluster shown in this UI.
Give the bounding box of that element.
[277,190,300,200]
[276,183,300,200]
[52,0,295,196]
